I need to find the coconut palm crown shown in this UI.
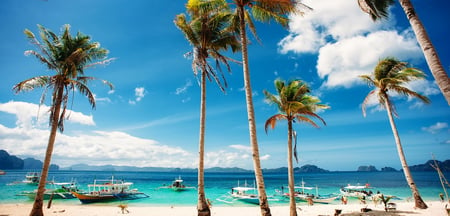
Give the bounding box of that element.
[360,57,430,117]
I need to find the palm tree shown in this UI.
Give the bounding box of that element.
[263,79,328,216]
[13,24,113,216]
[175,1,240,215]
[358,0,450,105]
[360,57,430,209]
[226,1,310,214]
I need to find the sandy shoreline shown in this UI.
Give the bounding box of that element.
[1,201,448,216]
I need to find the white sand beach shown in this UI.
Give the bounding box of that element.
[1,201,448,216]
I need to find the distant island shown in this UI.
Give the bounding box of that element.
[0,150,59,171]
[356,165,398,172]
[1,149,449,172]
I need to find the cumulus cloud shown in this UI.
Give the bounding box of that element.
[317,31,421,88]
[0,101,94,129]
[129,87,146,104]
[279,0,425,89]
[0,101,195,168]
[422,122,448,134]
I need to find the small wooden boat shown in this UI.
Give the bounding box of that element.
[158,176,195,192]
[72,176,149,204]
[22,172,40,185]
[20,181,80,200]
[280,180,338,204]
[217,180,279,205]
[340,184,374,199]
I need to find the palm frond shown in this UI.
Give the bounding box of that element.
[358,0,394,21]
[264,114,287,133]
[13,76,52,93]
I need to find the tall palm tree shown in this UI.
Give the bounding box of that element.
[263,79,328,216]
[13,24,113,216]
[175,1,240,215]
[360,57,430,209]
[226,1,310,215]
[358,0,450,105]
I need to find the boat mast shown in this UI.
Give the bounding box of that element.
[431,155,449,203]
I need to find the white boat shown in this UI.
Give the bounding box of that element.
[22,172,40,185]
[71,176,149,204]
[280,180,338,204]
[217,180,279,205]
[340,184,374,199]
[158,176,195,192]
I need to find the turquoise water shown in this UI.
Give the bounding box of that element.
[0,170,447,206]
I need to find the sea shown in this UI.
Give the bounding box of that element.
[0,170,448,207]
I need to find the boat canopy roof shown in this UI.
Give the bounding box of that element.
[294,186,314,190]
[344,184,371,189]
[233,186,255,191]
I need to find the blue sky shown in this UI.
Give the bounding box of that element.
[0,0,448,171]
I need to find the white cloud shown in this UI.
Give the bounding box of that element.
[280,0,383,54]
[0,102,196,168]
[260,154,271,161]
[0,101,94,129]
[175,79,192,95]
[422,122,448,134]
[135,87,146,101]
[229,144,251,152]
[317,30,421,88]
[205,150,252,168]
[129,87,146,104]
[175,80,193,103]
[279,0,424,89]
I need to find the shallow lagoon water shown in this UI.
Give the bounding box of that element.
[0,170,447,206]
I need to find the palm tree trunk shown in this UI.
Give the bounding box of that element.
[398,0,450,105]
[197,70,210,216]
[287,120,297,216]
[29,87,64,216]
[384,96,428,209]
[237,6,271,216]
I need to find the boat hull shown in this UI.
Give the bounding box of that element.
[25,191,76,200]
[71,191,149,204]
[71,191,118,204]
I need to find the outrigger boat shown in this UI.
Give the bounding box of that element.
[22,172,40,185]
[217,180,279,205]
[20,180,80,200]
[340,184,374,199]
[279,180,338,204]
[158,176,195,192]
[71,176,149,204]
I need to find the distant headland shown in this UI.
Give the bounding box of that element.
[1,149,448,173]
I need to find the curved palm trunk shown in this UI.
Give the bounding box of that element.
[197,70,211,216]
[384,96,428,209]
[237,6,271,216]
[287,120,297,216]
[398,0,450,105]
[29,87,64,216]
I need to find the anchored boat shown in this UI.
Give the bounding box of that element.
[158,176,195,192]
[71,176,149,204]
